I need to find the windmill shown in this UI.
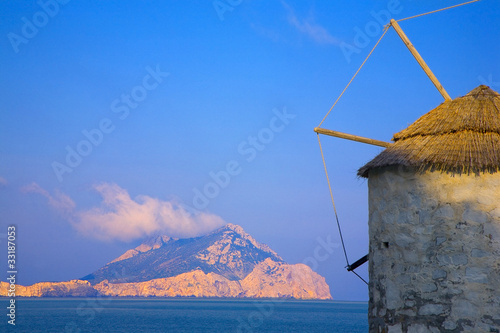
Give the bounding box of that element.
[315,0,480,283]
[315,1,500,331]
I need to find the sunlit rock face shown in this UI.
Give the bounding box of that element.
[0,280,97,297]
[368,166,500,333]
[94,258,331,299]
[2,224,332,299]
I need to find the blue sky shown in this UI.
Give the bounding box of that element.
[1,0,499,301]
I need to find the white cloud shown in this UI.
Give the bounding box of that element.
[23,182,225,242]
[282,1,340,45]
[21,182,75,217]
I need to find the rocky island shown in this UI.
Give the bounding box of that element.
[1,224,332,299]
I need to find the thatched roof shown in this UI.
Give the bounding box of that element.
[358,85,500,178]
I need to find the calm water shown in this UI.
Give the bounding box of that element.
[3,298,368,332]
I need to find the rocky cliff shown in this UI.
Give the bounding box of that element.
[1,224,332,299]
[0,280,97,297]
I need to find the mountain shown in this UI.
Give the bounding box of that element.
[2,224,332,299]
[82,223,285,284]
[93,258,331,299]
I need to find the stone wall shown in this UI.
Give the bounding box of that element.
[367,166,500,333]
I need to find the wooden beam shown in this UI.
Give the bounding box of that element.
[390,19,452,102]
[314,127,392,148]
[347,254,369,272]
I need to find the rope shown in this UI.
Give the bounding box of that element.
[395,0,481,23]
[316,24,390,285]
[316,0,481,286]
[317,134,368,285]
[352,270,369,285]
[317,134,349,265]
[317,26,389,128]
[319,0,481,128]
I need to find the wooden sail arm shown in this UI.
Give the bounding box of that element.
[314,127,392,148]
[347,254,369,272]
[389,19,452,102]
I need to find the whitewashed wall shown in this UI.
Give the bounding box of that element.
[367,166,500,333]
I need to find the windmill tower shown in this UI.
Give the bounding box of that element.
[313,2,499,332]
[358,85,500,332]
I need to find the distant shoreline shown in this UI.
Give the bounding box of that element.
[0,295,353,301]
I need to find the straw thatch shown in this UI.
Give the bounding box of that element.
[358,85,500,178]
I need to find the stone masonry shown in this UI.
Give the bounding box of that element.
[368,166,500,333]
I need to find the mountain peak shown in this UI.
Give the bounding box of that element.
[212,223,253,240]
[87,223,284,283]
[137,234,174,252]
[108,234,176,264]
[210,223,283,262]
[221,223,243,232]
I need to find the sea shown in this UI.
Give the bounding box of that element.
[3,298,368,332]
